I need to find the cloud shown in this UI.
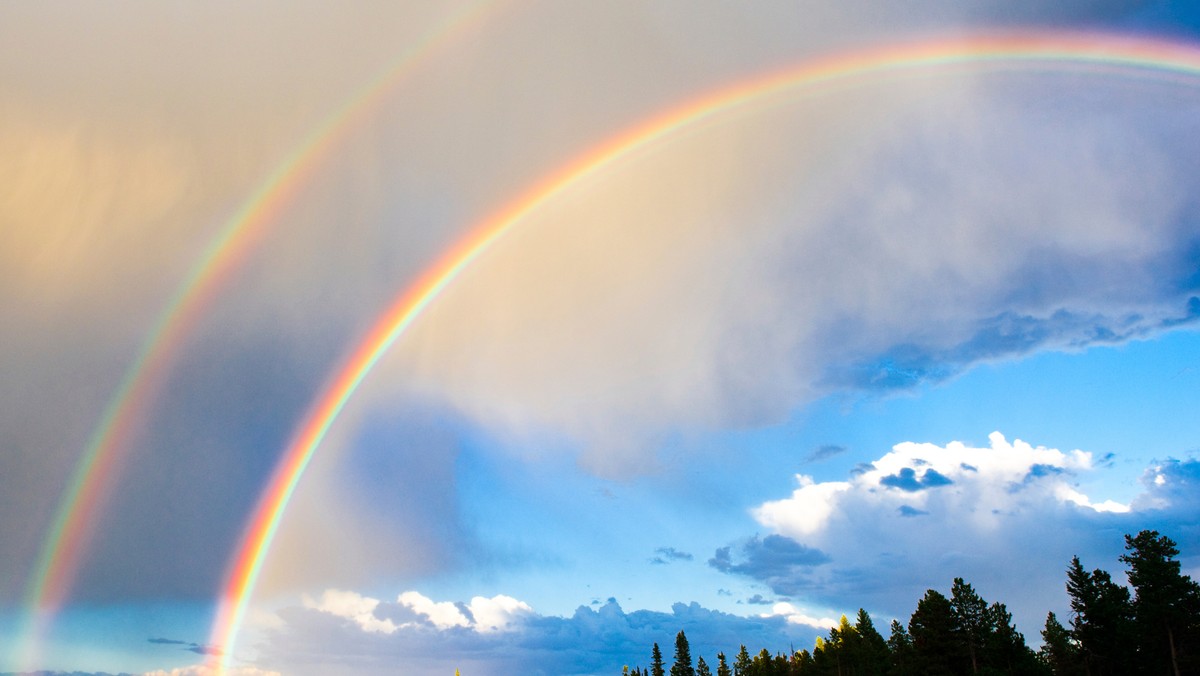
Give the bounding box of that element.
[708,535,831,595]
[304,589,533,637]
[650,547,694,565]
[805,445,848,463]
[256,591,827,676]
[147,637,220,656]
[141,667,281,676]
[878,467,954,492]
[388,64,1200,479]
[732,432,1200,634]
[760,602,840,631]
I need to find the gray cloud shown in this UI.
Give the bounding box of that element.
[2,0,1199,623]
[709,535,831,596]
[805,445,848,463]
[651,547,694,565]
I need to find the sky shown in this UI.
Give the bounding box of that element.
[2,1,1200,674]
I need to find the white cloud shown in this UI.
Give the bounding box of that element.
[397,590,471,630]
[303,589,398,635]
[467,594,534,633]
[755,431,1121,539]
[762,602,839,631]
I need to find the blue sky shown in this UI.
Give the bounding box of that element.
[2,1,1200,674]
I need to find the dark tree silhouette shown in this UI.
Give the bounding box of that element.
[672,631,696,676]
[1120,530,1200,676]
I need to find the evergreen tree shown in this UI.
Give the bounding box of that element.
[854,608,891,676]
[984,600,1042,675]
[652,642,666,676]
[828,614,858,676]
[1066,556,1135,675]
[1040,611,1082,676]
[717,652,732,676]
[792,648,815,674]
[672,631,696,676]
[910,588,957,676]
[952,577,990,674]
[696,655,712,676]
[888,618,916,676]
[753,648,773,676]
[734,645,752,676]
[1120,530,1200,676]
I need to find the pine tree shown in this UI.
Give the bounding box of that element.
[984,600,1042,675]
[910,588,956,676]
[672,631,696,676]
[696,655,712,676]
[854,608,890,676]
[734,645,752,676]
[888,618,916,676]
[1040,611,1082,676]
[1120,530,1200,676]
[652,642,666,676]
[1066,556,1135,675]
[716,652,732,676]
[951,577,989,674]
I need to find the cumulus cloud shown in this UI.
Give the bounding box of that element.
[755,432,1121,539]
[257,591,826,676]
[723,432,1200,634]
[303,589,532,636]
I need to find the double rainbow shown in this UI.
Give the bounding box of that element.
[14,0,511,669]
[206,31,1200,670]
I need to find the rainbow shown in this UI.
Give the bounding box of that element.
[12,1,512,669]
[206,30,1200,670]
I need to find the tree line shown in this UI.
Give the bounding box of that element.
[621,530,1200,676]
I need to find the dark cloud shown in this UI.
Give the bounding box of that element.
[745,594,773,605]
[897,505,929,517]
[709,535,831,596]
[878,467,954,492]
[259,597,819,676]
[805,445,847,463]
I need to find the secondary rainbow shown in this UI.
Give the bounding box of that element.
[12,1,512,670]
[209,30,1200,670]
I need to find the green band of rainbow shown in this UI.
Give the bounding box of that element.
[13,1,510,670]
[206,30,1200,671]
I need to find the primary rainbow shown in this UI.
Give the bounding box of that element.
[12,1,511,670]
[209,30,1200,669]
